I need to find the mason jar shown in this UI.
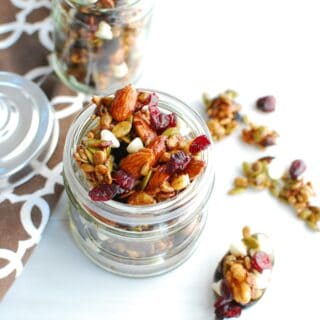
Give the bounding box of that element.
[51,0,154,94]
[63,90,215,277]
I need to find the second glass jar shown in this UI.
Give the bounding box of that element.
[51,0,154,94]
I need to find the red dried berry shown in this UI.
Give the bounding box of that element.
[189,135,211,154]
[289,159,306,180]
[166,151,191,174]
[89,183,121,201]
[256,96,276,112]
[149,105,177,134]
[215,301,242,319]
[136,92,159,110]
[251,251,272,273]
[113,170,135,190]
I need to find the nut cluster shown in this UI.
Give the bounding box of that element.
[53,0,150,92]
[204,90,241,141]
[74,85,211,205]
[229,158,320,231]
[241,118,278,149]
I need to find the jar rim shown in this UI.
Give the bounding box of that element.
[63,89,215,226]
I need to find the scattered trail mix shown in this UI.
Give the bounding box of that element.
[213,226,274,319]
[74,84,211,205]
[229,158,320,231]
[204,90,241,141]
[203,91,278,148]
[53,0,151,92]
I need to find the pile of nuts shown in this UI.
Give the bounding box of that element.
[229,158,320,231]
[74,84,211,205]
[53,0,151,92]
[204,91,279,148]
[213,226,274,319]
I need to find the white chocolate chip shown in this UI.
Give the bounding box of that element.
[95,21,113,40]
[229,240,247,257]
[101,129,120,148]
[254,269,272,289]
[112,62,129,78]
[126,137,144,153]
[211,279,223,296]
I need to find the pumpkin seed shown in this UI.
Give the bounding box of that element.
[112,121,131,138]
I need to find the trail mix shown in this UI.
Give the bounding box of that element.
[229,158,320,231]
[52,0,152,92]
[204,91,278,148]
[73,84,211,205]
[213,226,274,319]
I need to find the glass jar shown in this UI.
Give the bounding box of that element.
[51,0,154,94]
[63,90,215,277]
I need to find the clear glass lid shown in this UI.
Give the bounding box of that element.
[0,72,59,191]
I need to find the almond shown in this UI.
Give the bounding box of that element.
[184,158,206,180]
[128,191,156,205]
[148,136,167,165]
[145,165,170,193]
[133,114,157,145]
[120,148,154,179]
[110,84,138,122]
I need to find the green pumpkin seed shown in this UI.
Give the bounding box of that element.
[162,127,180,137]
[112,121,132,138]
[141,170,152,190]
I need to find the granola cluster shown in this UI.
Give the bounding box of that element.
[73,84,211,205]
[52,0,151,92]
[229,158,320,231]
[213,227,274,319]
[204,91,279,148]
[204,90,241,141]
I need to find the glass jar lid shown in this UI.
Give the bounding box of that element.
[0,71,59,191]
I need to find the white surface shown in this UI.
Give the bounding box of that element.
[2,0,320,318]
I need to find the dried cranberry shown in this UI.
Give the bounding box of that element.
[89,183,121,201]
[189,135,211,154]
[251,251,272,273]
[113,170,135,190]
[215,301,242,319]
[289,159,306,180]
[149,105,177,134]
[221,280,233,300]
[166,151,191,174]
[136,92,159,110]
[256,96,276,112]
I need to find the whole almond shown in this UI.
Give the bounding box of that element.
[110,84,138,122]
[133,114,157,145]
[145,165,170,193]
[148,136,167,165]
[120,148,154,179]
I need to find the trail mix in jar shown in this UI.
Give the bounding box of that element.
[52,0,152,93]
[203,91,278,148]
[213,226,274,319]
[229,157,320,231]
[73,84,211,205]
